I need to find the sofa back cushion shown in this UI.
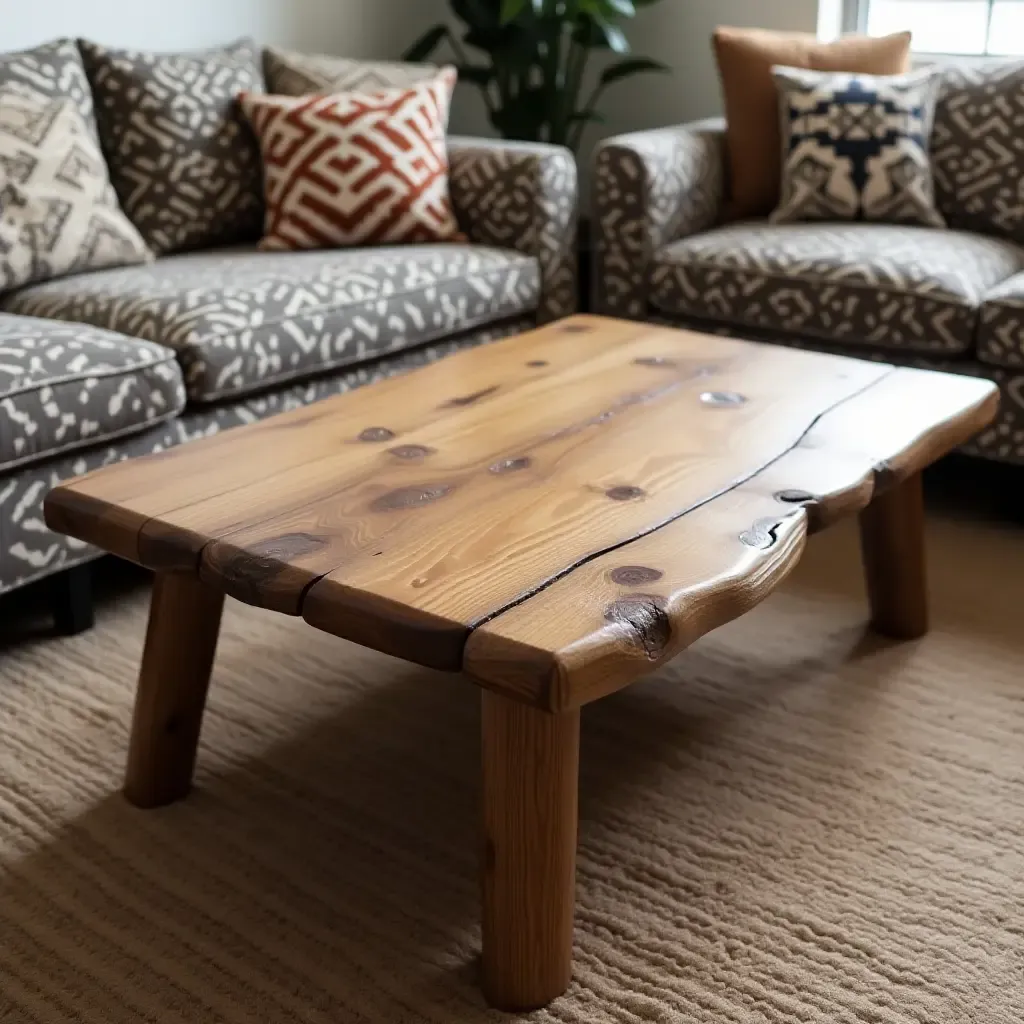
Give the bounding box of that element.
[932,60,1024,243]
[264,45,438,95]
[0,39,97,139]
[0,92,151,292]
[78,38,266,255]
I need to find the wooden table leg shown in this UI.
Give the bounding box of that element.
[481,690,579,1011]
[124,573,225,808]
[858,471,928,640]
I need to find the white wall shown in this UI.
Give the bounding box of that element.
[1,0,438,58]
[596,0,820,139]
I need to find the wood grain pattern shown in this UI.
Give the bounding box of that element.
[123,573,224,808]
[481,691,579,1011]
[463,364,998,709]
[44,317,1000,708]
[45,315,649,567]
[298,344,887,661]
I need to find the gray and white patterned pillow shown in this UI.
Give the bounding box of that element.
[78,38,266,255]
[932,60,1024,243]
[0,39,97,140]
[771,65,944,228]
[264,45,438,96]
[0,92,151,293]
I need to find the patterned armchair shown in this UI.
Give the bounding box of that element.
[592,115,1024,468]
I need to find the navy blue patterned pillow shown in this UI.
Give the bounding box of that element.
[771,66,944,227]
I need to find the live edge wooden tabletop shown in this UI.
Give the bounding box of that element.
[47,315,998,713]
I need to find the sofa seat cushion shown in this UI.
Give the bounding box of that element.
[650,222,1024,356]
[0,313,185,472]
[1,245,541,403]
[978,272,1024,368]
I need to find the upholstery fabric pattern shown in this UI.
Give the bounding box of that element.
[0,318,528,595]
[0,93,151,292]
[978,271,1024,368]
[771,66,944,227]
[591,121,725,319]
[0,313,184,472]
[447,137,578,323]
[933,60,1024,243]
[263,47,439,95]
[0,39,97,139]
[239,70,461,250]
[79,38,265,255]
[1,246,541,403]
[649,222,1024,355]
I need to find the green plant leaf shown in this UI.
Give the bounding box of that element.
[501,0,529,23]
[598,56,668,86]
[591,14,630,52]
[402,24,450,62]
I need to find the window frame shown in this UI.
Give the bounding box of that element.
[841,0,1018,57]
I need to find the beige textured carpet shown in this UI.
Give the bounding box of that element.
[1,514,1022,1022]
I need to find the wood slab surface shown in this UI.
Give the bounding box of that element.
[46,316,999,709]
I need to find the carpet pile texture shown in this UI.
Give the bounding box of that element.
[1,514,1021,1022]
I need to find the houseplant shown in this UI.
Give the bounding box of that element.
[404,0,668,152]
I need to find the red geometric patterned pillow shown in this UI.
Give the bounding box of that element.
[239,68,462,250]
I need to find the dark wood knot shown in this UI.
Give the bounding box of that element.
[217,532,326,585]
[370,483,453,512]
[604,593,671,660]
[358,426,395,442]
[526,359,548,367]
[387,444,435,460]
[606,485,646,501]
[489,456,531,475]
[633,356,675,368]
[440,384,499,408]
[775,489,815,504]
[609,565,664,586]
[739,517,785,550]
[700,391,747,408]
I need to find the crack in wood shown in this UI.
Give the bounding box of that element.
[465,367,898,634]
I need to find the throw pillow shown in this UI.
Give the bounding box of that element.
[932,60,1024,243]
[264,46,439,96]
[78,38,266,255]
[0,92,151,292]
[0,39,98,140]
[713,27,912,219]
[238,69,462,251]
[771,66,944,227]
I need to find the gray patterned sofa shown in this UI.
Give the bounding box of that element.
[592,62,1024,468]
[0,40,577,628]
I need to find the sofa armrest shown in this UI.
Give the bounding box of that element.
[448,136,578,323]
[592,119,726,318]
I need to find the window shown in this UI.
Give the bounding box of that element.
[846,0,1024,55]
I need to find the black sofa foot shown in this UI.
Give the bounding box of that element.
[50,564,94,635]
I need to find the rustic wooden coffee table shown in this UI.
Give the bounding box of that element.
[46,315,998,1010]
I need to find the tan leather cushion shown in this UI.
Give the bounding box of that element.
[713,27,912,219]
